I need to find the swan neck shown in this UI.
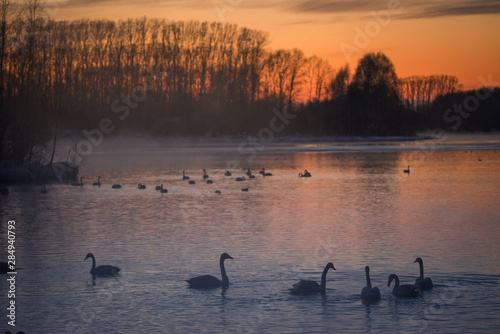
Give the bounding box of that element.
[90,256,96,273]
[419,261,424,278]
[220,258,229,286]
[365,268,372,289]
[393,276,399,289]
[320,265,330,292]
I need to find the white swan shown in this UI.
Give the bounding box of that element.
[186,253,233,289]
[414,257,433,290]
[84,253,120,276]
[404,166,410,173]
[388,274,419,298]
[72,177,83,187]
[92,176,101,187]
[290,262,335,294]
[361,266,381,301]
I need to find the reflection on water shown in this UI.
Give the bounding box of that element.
[1,143,500,333]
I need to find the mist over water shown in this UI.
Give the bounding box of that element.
[1,135,500,333]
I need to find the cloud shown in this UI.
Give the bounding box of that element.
[287,0,500,19]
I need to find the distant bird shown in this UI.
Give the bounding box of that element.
[72,177,83,187]
[189,180,195,185]
[84,253,120,277]
[183,170,190,180]
[224,171,232,177]
[186,253,233,289]
[41,184,47,194]
[388,274,419,298]
[0,186,8,195]
[155,184,163,191]
[112,184,122,189]
[404,166,410,174]
[414,257,433,290]
[1,261,9,274]
[215,190,221,194]
[203,169,209,179]
[206,180,213,184]
[361,266,381,302]
[235,177,245,182]
[478,158,482,162]
[298,170,311,178]
[241,188,249,192]
[92,176,101,187]
[261,168,273,176]
[160,184,168,194]
[290,262,336,294]
[137,183,146,189]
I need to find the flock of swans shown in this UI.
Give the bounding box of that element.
[80,253,433,301]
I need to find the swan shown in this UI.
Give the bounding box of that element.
[225,171,232,177]
[203,169,209,179]
[246,168,252,176]
[261,168,273,176]
[414,257,433,290]
[186,253,233,289]
[155,184,163,190]
[361,266,381,301]
[298,170,311,178]
[72,177,83,187]
[290,262,336,294]
[404,166,410,173]
[160,185,168,194]
[92,176,101,187]
[388,274,419,298]
[1,261,9,274]
[112,184,122,189]
[183,170,190,180]
[137,183,146,189]
[235,177,245,182]
[206,180,213,184]
[215,190,221,194]
[189,180,196,185]
[241,188,249,192]
[84,253,120,276]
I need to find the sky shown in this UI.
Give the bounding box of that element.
[50,0,500,90]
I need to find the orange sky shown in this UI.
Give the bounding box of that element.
[51,0,500,90]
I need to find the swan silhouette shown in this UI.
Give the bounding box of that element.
[235,177,245,182]
[388,274,419,298]
[290,262,335,294]
[84,253,120,276]
[72,177,83,187]
[137,183,146,189]
[186,253,233,289]
[92,176,101,187]
[261,168,273,176]
[241,188,249,192]
[225,171,232,177]
[203,169,209,179]
[160,185,168,194]
[189,180,195,185]
[404,166,410,173]
[183,170,190,180]
[298,170,311,178]
[206,180,213,184]
[112,184,122,189]
[361,266,381,301]
[414,257,433,290]
[155,184,163,190]
[215,190,221,194]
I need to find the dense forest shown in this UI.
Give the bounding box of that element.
[0,1,499,164]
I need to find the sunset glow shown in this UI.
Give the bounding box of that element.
[51,0,500,90]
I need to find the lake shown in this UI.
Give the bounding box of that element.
[1,135,500,333]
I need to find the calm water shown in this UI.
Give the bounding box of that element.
[1,138,500,333]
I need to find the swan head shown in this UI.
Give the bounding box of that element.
[221,253,233,261]
[84,253,94,261]
[365,266,370,273]
[387,274,398,287]
[326,262,336,270]
[414,257,423,264]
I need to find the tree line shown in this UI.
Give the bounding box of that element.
[0,4,498,164]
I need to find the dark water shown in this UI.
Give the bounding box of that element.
[1,139,500,333]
